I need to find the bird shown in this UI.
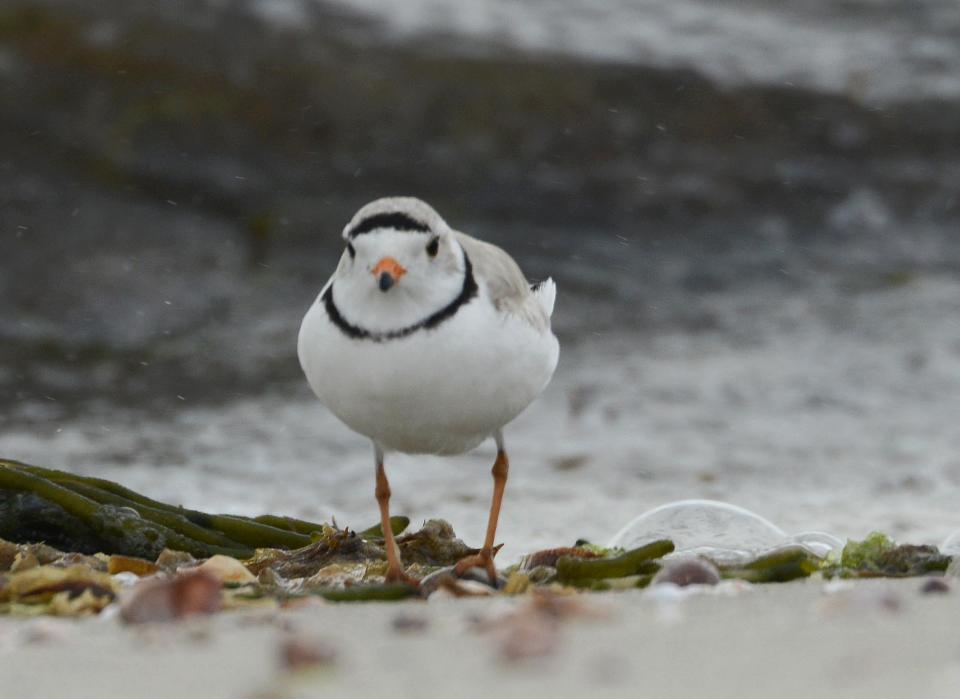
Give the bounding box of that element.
[297,196,559,585]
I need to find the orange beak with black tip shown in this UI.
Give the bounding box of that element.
[372,256,407,292]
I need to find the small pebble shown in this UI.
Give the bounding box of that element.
[419,566,503,597]
[19,620,68,645]
[120,570,222,624]
[652,558,721,587]
[498,614,558,663]
[877,592,902,612]
[391,614,428,633]
[280,636,336,672]
[919,577,950,594]
[418,567,457,597]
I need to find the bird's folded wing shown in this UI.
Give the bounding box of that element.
[454,231,552,332]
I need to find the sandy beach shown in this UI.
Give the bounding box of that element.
[1,577,958,699]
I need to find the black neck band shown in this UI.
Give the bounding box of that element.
[322,253,478,342]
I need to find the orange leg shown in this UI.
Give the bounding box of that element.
[375,448,418,587]
[455,434,509,584]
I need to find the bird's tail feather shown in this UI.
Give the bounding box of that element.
[531,277,556,318]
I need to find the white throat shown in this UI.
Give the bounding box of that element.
[331,236,468,334]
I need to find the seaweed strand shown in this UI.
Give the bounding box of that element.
[2,460,312,550]
[556,540,675,581]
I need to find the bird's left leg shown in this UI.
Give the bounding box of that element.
[454,430,508,584]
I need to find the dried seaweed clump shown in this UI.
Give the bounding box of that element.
[825,532,951,578]
[0,539,116,616]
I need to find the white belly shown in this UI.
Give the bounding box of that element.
[298,294,559,455]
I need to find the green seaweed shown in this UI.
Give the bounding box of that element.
[40,480,247,550]
[0,460,332,558]
[827,532,951,578]
[556,540,674,582]
[358,517,411,539]
[6,461,312,550]
[719,546,821,583]
[318,584,419,603]
[842,532,895,569]
[571,539,625,558]
[0,465,251,559]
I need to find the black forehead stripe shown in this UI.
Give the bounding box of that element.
[347,212,431,238]
[322,253,478,342]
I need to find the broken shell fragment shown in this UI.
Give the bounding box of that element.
[120,570,222,623]
[194,555,257,584]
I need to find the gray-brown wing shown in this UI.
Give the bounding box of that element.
[453,231,551,332]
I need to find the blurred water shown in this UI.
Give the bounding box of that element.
[321,0,960,102]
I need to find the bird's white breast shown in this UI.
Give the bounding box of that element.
[298,287,558,455]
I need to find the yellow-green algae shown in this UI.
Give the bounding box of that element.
[826,531,951,578]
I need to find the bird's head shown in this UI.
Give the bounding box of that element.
[331,197,466,330]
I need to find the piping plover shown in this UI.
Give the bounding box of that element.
[298,197,559,584]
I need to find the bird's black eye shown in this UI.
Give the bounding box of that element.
[346,242,356,259]
[426,237,439,257]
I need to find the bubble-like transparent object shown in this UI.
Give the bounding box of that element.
[787,530,844,559]
[942,529,960,556]
[608,499,842,564]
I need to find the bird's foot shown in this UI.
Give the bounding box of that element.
[453,545,502,586]
[385,566,420,588]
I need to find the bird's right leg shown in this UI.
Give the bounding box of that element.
[374,444,419,587]
[453,430,508,585]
